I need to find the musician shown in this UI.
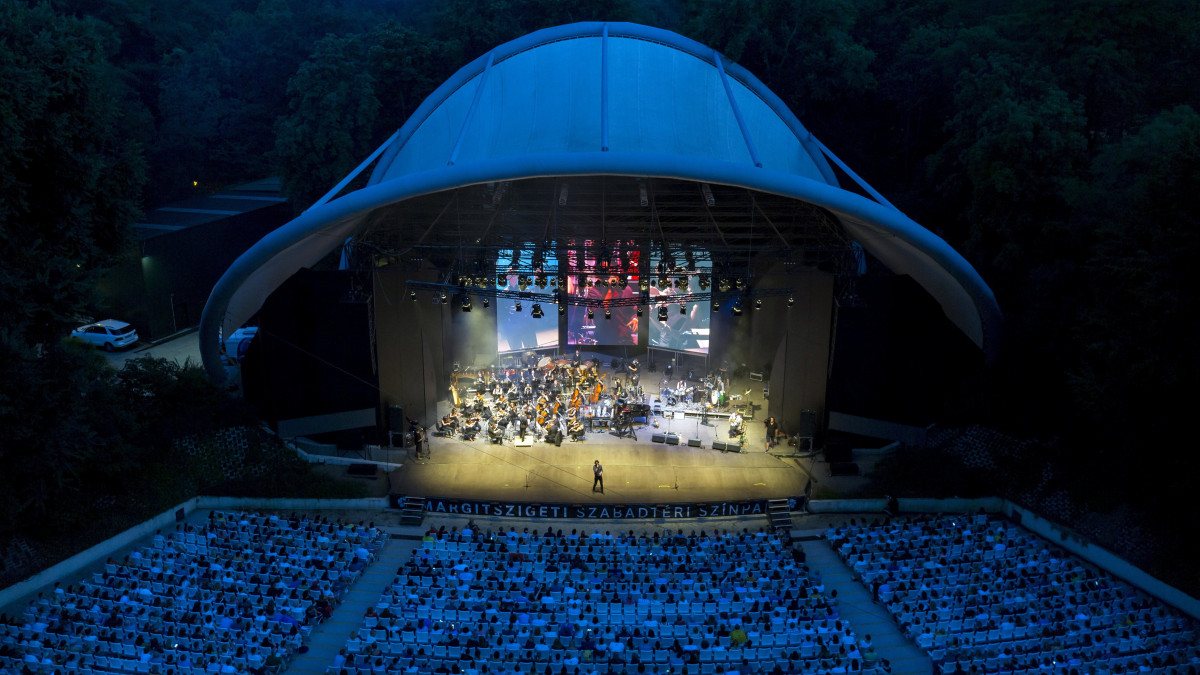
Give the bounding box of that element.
[518,415,528,442]
[729,410,744,438]
[764,416,781,452]
[437,415,455,437]
[523,382,533,399]
[463,415,481,441]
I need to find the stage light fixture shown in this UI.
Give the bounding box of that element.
[675,277,686,289]
[636,306,643,317]
[587,279,595,288]
[605,309,612,320]
[558,304,566,315]
[515,301,523,312]
[598,278,608,288]
[531,303,543,318]
[680,304,687,315]
[496,274,505,288]
[755,298,763,311]
[712,300,720,311]
[732,298,743,315]
[658,275,668,288]
[639,279,650,292]
[440,292,447,303]
[461,296,472,312]
[482,297,490,308]
[701,183,715,206]
[787,295,794,307]
[719,278,731,292]
[535,274,547,289]
[658,306,669,322]
[409,291,417,301]
[736,278,746,291]
[620,277,629,289]
[699,275,710,291]
[587,308,594,320]
[518,276,529,290]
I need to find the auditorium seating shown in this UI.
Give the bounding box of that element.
[328,527,877,675]
[0,511,385,675]
[827,514,1200,674]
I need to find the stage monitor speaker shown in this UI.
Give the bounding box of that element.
[665,434,679,445]
[726,441,741,452]
[687,438,702,447]
[713,440,726,451]
[652,432,667,444]
[388,405,404,433]
[829,462,860,476]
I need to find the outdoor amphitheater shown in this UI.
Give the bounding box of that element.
[4,20,1197,675]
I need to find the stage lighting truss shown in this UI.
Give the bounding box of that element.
[403,280,794,310]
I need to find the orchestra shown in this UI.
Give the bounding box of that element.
[421,352,749,449]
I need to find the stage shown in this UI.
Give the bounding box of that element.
[389,421,811,505]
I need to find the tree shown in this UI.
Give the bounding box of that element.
[0,1,147,346]
[274,33,381,209]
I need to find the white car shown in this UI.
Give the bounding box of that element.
[71,319,139,352]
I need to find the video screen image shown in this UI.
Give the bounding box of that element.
[566,242,639,347]
[648,266,710,354]
[495,250,558,353]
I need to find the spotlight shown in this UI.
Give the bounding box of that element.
[699,274,710,291]
[755,298,763,311]
[515,301,523,312]
[558,304,566,315]
[732,298,743,315]
[518,276,529,291]
[657,306,669,322]
[620,277,629,290]
[587,308,594,320]
[674,278,685,289]
[531,303,543,318]
[409,291,417,302]
[719,278,731,292]
[535,274,547,289]
[483,297,490,308]
[787,295,794,307]
[680,304,687,315]
[736,279,746,291]
[658,275,668,288]
[496,274,505,288]
[701,182,715,207]
[712,300,720,311]
[605,309,612,320]
[440,292,447,303]
[461,296,472,312]
[639,279,650,292]
[636,307,643,317]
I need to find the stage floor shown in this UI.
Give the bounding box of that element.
[389,422,811,504]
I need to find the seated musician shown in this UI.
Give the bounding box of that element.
[729,410,744,437]
[436,415,455,436]
[568,416,586,441]
[462,415,481,440]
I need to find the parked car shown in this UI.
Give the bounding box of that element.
[70,319,139,352]
[223,326,258,363]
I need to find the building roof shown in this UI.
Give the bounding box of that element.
[200,22,1001,381]
[134,178,287,241]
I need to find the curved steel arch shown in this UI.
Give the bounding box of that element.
[200,151,1001,380]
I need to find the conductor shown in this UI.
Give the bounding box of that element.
[592,460,604,493]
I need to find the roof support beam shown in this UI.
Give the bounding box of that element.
[448,52,495,166]
[601,24,610,152]
[714,51,762,169]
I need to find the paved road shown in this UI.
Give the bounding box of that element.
[104,329,203,369]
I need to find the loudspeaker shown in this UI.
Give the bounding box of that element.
[687,438,702,447]
[829,462,860,476]
[726,441,741,452]
[665,434,679,445]
[652,432,666,444]
[388,405,405,432]
[713,440,727,451]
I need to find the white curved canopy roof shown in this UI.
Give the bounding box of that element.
[201,22,1000,380]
